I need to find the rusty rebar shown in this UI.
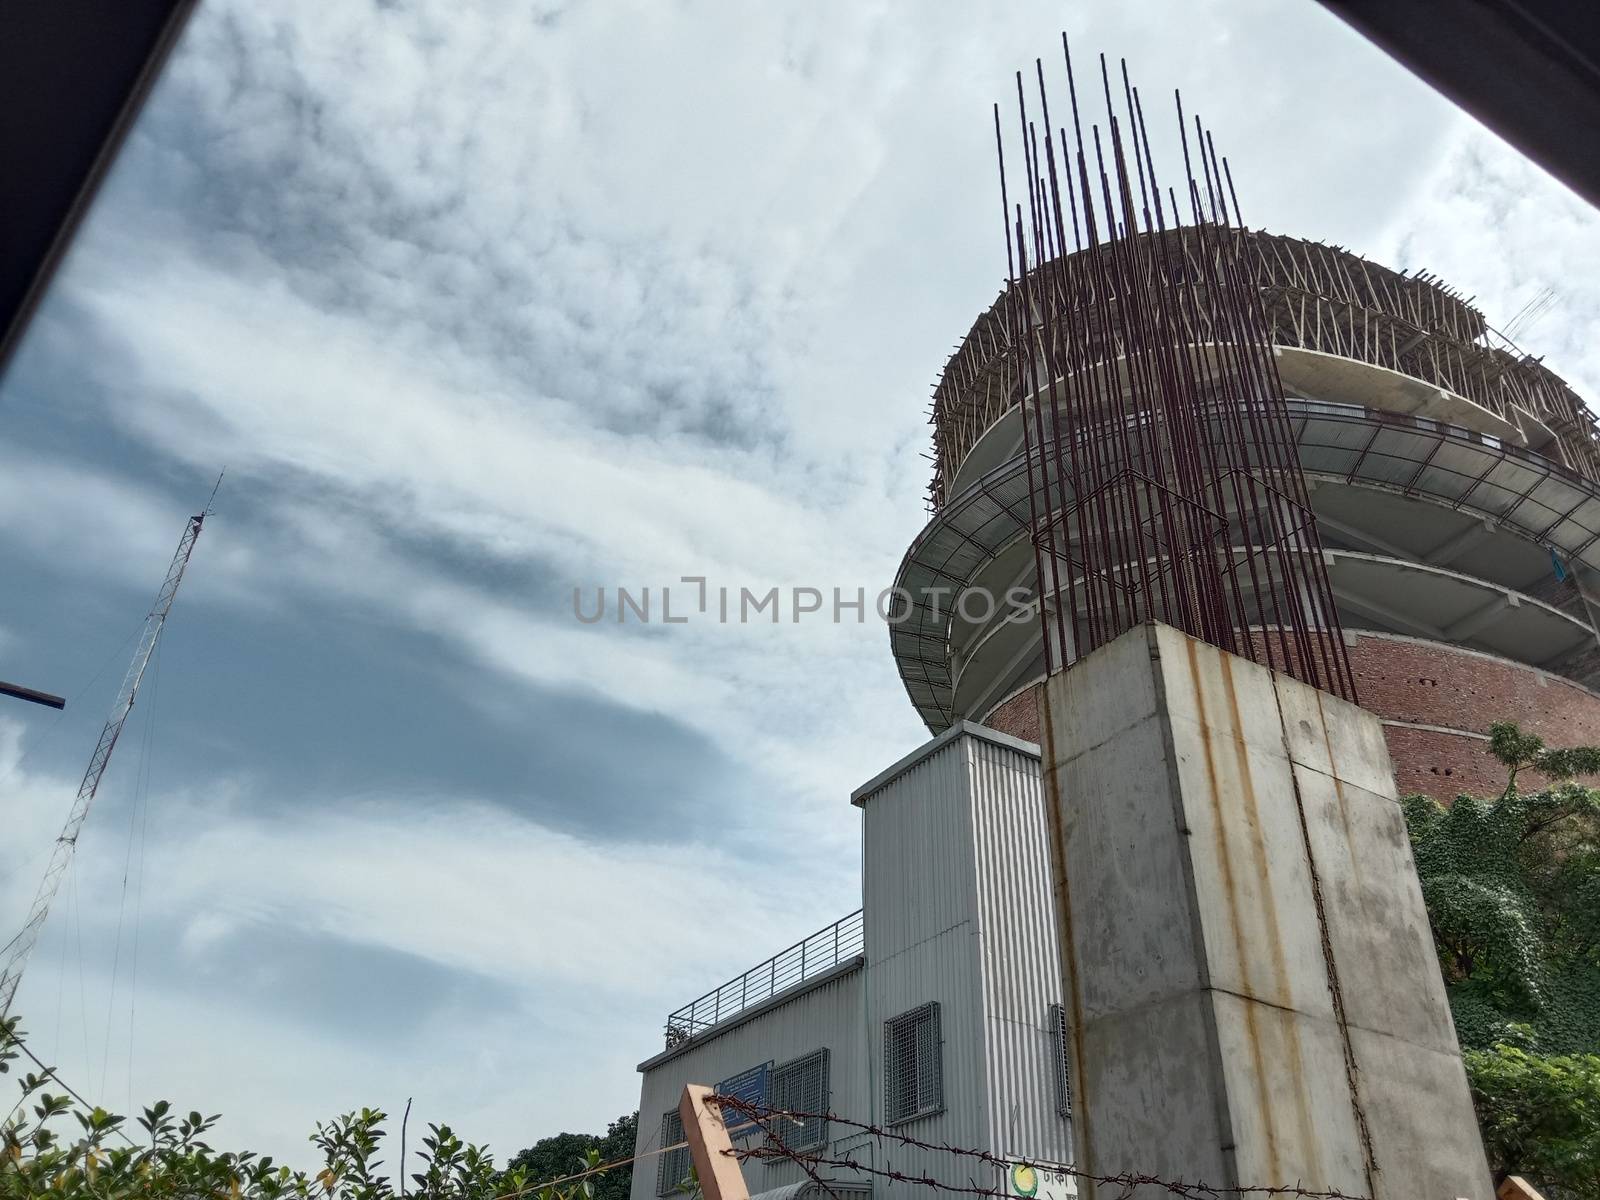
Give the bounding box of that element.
[996,40,1356,701]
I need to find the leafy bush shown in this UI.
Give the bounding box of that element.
[1404,722,1600,1056]
[2,1016,606,1200]
[1465,1042,1600,1200]
[1406,722,1600,1197]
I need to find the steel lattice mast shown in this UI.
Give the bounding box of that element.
[0,487,215,1021]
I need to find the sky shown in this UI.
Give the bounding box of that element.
[3,0,1600,1173]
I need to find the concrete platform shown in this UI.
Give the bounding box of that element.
[1038,622,1492,1200]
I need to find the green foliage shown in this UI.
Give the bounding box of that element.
[1,1016,609,1200]
[509,1115,633,1200]
[1465,1042,1600,1199]
[1487,722,1600,795]
[504,1113,635,1200]
[1403,721,1600,1056]
[1406,722,1600,1197]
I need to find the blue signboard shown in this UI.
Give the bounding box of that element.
[716,1062,771,1139]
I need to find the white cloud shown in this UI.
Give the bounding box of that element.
[2,721,843,1165]
[156,788,785,999]
[10,0,1591,1175]
[1377,126,1600,405]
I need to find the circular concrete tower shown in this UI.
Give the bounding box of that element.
[892,231,1600,798]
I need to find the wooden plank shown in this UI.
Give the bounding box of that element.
[678,1084,750,1200]
[1497,1177,1547,1200]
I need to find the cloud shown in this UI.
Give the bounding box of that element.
[155,789,783,999]
[0,456,200,592]
[1377,126,1600,405]
[2,720,844,1166]
[8,0,1586,1173]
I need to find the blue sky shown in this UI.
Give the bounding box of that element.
[3,0,1600,1170]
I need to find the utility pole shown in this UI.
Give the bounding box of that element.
[0,478,217,1021]
[0,680,65,710]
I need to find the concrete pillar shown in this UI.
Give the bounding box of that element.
[1038,622,1491,1200]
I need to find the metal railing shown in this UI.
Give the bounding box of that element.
[664,910,864,1047]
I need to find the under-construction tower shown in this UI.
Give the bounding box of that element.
[893,138,1600,801]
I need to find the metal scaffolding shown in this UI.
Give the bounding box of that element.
[930,232,1600,511]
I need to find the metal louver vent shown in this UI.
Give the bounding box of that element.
[884,1002,943,1125]
[1049,1003,1072,1117]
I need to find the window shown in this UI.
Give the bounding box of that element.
[1048,1003,1072,1117]
[656,1109,691,1197]
[770,1049,830,1150]
[884,1002,943,1125]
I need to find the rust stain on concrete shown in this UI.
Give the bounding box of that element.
[1184,634,1283,1179]
[1216,648,1324,1183]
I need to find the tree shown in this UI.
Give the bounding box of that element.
[505,1112,636,1200]
[1405,721,1600,1196]
[1,1015,607,1200]
[1465,1042,1600,1199]
[595,1113,637,1200]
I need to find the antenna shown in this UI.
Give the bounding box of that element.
[203,468,224,517]
[0,479,218,1020]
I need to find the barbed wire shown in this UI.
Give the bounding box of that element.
[711,1093,1371,1200]
[0,1045,1375,1200]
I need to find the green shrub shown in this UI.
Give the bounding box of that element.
[1465,1042,1600,1199]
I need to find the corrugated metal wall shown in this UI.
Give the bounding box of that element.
[630,969,868,1200]
[862,734,993,1194]
[966,735,1074,1167]
[634,725,1072,1200]
[859,727,1072,1188]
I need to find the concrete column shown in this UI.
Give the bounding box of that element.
[1038,622,1491,1200]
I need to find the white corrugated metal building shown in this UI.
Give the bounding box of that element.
[630,723,1073,1200]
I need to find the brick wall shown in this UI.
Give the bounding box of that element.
[1379,725,1506,800]
[974,630,1600,801]
[1342,633,1600,742]
[983,685,1042,745]
[1344,631,1600,798]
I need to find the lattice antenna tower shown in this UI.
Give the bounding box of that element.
[0,477,219,1021]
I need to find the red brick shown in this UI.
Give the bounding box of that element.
[984,685,1041,745]
[974,631,1600,801]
